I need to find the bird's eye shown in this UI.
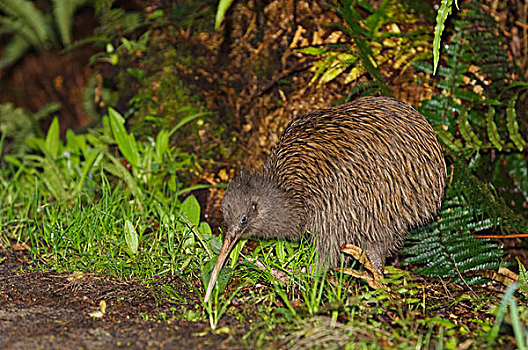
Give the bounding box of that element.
[251,203,257,211]
[240,215,248,224]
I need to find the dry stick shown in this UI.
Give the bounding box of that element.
[451,256,477,298]
[515,20,528,30]
[447,163,454,187]
[438,277,453,299]
[473,233,528,239]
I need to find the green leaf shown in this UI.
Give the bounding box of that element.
[105,152,144,206]
[124,220,139,255]
[34,102,62,121]
[0,32,31,68]
[509,298,526,349]
[457,109,482,150]
[198,221,212,236]
[154,129,169,163]
[25,137,46,153]
[432,0,453,74]
[215,0,234,30]
[201,258,233,295]
[309,53,339,85]
[434,126,462,152]
[65,130,81,167]
[488,283,518,345]
[107,108,141,168]
[180,195,200,228]
[208,235,223,254]
[486,107,504,152]
[77,148,100,192]
[65,129,77,151]
[66,129,87,155]
[53,0,87,45]
[4,155,22,167]
[53,0,72,45]
[176,183,219,197]
[229,239,247,269]
[518,258,528,296]
[296,47,328,56]
[168,110,209,137]
[506,94,526,152]
[43,165,66,200]
[320,53,357,84]
[45,116,61,159]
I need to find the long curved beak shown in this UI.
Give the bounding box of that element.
[203,231,239,303]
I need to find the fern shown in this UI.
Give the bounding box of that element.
[295,0,434,97]
[404,3,528,283]
[0,0,87,68]
[337,0,390,96]
[451,157,528,233]
[54,0,88,46]
[344,80,381,100]
[403,197,504,285]
[0,0,50,47]
[414,5,528,157]
[0,32,31,68]
[295,0,407,95]
[0,102,60,155]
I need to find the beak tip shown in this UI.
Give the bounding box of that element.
[202,233,238,304]
[203,281,214,303]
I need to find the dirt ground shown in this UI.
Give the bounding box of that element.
[0,249,243,350]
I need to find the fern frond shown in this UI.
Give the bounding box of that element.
[403,197,504,285]
[452,157,528,232]
[345,80,380,100]
[53,0,88,45]
[0,0,51,48]
[0,32,31,68]
[117,12,143,33]
[457,108,482,151]
[506,93,527,152]
[337,0,391,96]
[0,15,42,48]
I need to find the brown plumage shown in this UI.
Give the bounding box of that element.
[204,96,446,302]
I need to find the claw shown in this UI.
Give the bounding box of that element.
[339,243,383,289]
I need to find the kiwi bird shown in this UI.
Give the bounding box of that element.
[204,96,446,302]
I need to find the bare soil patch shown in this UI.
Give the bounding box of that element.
[0,249,240,349]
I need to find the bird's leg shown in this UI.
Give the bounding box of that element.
[246,257,290,282]
[338,243,383,289]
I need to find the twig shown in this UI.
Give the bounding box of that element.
[473,233,528,239]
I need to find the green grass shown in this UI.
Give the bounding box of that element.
[0,110,526,349]
[0,164,522,348]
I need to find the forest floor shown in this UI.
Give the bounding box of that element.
[1,246,518,349]
[0,249,241,349]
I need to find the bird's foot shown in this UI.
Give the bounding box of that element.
[338,243,383,289]
[246,257,290,282]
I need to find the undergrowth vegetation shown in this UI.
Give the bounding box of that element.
[1,0,528,348]
[298,0,528,285]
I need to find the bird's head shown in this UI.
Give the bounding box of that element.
[204,171,294,302]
